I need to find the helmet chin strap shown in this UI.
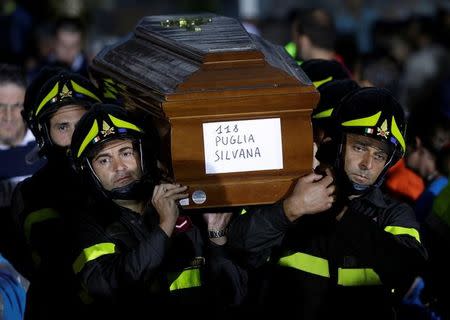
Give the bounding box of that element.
[106,177,155,201]
[337,145,394,199]
[85,159,156,202]
[45,145,71,164]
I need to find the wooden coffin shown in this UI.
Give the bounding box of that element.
[89,13,319,209]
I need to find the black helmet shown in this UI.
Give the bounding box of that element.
[319,87,407,196]
[71,103,159,201]
[312,79,360,136]
[335,87,406,158]
[22,67,102,156]
[301,59,350,88]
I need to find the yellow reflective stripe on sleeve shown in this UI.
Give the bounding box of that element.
[24,208,60,242]
[35,82,59,115]
[338,268,381,286]
[384,226,421,243]
[108,114,142,133]
[77,119,99,158]
[341,111,381,127]
[313,76,333,88]
[73,242,116,274]
[391,116,406,154]
[312,108,334,119]
[277,252,330,278]
[168,268,202,291]
[240,208,247,215]
[71,80,102,102]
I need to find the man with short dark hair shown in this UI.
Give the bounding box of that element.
[227,87,427,319]
[53,17,88,77]
[69,103,246,318]
[11,66,102,319]
[29,17,89,80]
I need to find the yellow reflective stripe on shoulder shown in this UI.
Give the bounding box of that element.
[277,252,330,278]
[240,208,247,215]
[24,208,60,242]
[168,268,202,291]
[73,242,116,274]
[35,82,59,116]
[384,226,421,243]
[391,116,406,154]
[71,80,102,102]
[77,119,99,158]
[341,111,381,127]
[108,114,142,133]
[312,108,334,119]
[338,268,381,286]
[313,76,333,88]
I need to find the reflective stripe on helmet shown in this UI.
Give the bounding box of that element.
[312,107,333,119]
[71,80,102,102]
[108,114,142,133]
[35,82,59,116]
[337,268,381,286]
[24,208,60,242]
[285,41,297,58]
[384,226,420,243]
[36,80,101,117]
[390,116,406,154]
[277,252,330,278]
[77,119,99,158]
[73,242,116,274]
[341,111,381,127]
[313,76,333,88]
[168,268,202,291]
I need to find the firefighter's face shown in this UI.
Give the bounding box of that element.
[91,139,142,191]
[344,133,389,186]
[49,105,86,147]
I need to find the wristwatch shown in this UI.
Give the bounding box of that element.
[208,229,227,238]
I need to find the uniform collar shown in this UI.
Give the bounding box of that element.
[352,187,388,209]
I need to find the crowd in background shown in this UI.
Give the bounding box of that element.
[1,0,450,319]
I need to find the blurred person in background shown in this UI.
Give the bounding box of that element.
[0,0,33,65]
[0,64,44,211]
[0,253,29,320]
[406,113,450,223]
[285,7,346,67]
[29,17,89,80]
[0,64,45,270]
[420,142,450,320]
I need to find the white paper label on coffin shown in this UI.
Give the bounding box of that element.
[203,118,283,174]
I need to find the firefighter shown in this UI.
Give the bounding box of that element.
[11,66,102,319]
[227,87,428,320]
[70,104,246,319]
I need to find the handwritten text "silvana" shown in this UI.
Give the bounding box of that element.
[214,125,262,162]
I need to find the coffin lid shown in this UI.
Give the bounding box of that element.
[91,13,311,99]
